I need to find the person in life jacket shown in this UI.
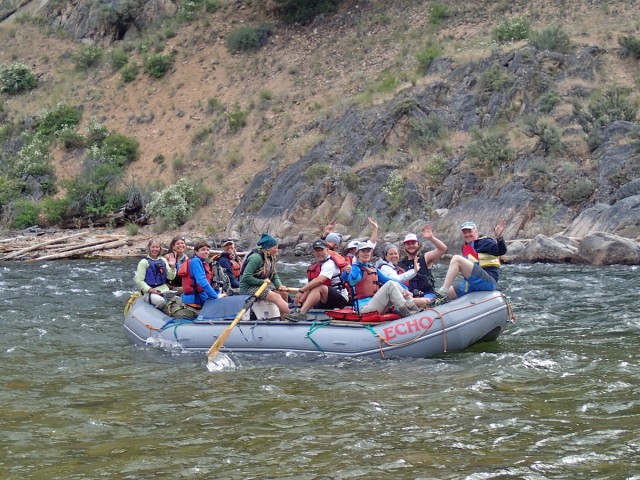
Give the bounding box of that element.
[375,243,432,310]
[398,224,448,304]
[344,240,359,264]
[285,239,350,322]
[341,241,420,318]
[164,235,188,290]
[218,238,242,290]
[134,238,176,309]
[179,241,226,308]
[239,233,291,320]
[433,219,508,306]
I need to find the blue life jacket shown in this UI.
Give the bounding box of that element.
[143,257,167,288]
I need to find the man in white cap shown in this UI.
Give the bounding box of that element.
[434,219,507,305]
[341,240,420,317]
[286,239,349,322]
[398,224,448,303]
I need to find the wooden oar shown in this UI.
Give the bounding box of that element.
[206,279,270,364]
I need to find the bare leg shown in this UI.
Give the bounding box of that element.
[265,290,291,318]
[301,285,328,313]
[441,255,476,299]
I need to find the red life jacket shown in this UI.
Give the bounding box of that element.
[178,258,213,295]
[307,257,333,286]
[354,266,379,300]
[229,259,241,279]
[327,250,348,270]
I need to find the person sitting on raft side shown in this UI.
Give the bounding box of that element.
[239,233,291,320]
[433,219,507,306]
[341,241,421,318]
[286,239,349,322]
[164,235,188,291]
[375,243,430,310]
[180,241,226,309]
[218,238,242,291]
[135,238,176,309]
[398,224,448,305]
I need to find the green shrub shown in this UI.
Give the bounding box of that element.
[37,103,82,138]
[538,90,560,113]
[0,175,24,210]
[465,128,515,171]
[101,133,139,165]
[9,199,40,229]
[477,65,513,92]
[424,152,448,182]
[39,197,70,225]
[121,63,138,82]
[109,47,129,70]
[530,24,571,54]
[382,171,405,212]
[226,104,248,131]
[0,62,37,94]
[561,179,596,205]
[272,0,341,25]
[305,163,331,183]
[493,17,530,42]
[206,97,224,114]
[12,133,54,178]
[226,24,273,53]
[618,35,640,59]
[126,222,140,236]
[176,0,220,21]
[84,117,109,144]
[55,126,86,149]
[341,171,360,192]
[523,116,562,155]
[588,86,637,124]
[144,53,174,78]
[416,42,443,73]
[429,3,451,25]
[408,113,447,147]
[72,45,103,70]
[145,177,199,228]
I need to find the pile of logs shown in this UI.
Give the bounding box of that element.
[0,232,137,261]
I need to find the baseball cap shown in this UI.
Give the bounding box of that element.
[222,238,234,246]
[460,221,477,230]
[356,240,375,251]
[312,239,327,249]
[347,240,359,250]
[403,233,419,243]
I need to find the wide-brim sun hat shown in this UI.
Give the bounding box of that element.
[356,240,375,251]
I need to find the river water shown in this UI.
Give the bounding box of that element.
[1,259,638,479]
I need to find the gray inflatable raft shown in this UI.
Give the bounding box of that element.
[123,291,513,359]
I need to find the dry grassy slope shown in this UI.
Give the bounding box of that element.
[1,0,639,239]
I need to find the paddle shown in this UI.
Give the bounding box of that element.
[206,279,270,365]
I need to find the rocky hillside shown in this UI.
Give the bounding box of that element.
[0,0,639,253]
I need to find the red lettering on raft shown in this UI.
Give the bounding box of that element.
[381,315,434,341]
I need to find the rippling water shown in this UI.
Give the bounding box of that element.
[1,259,639,479]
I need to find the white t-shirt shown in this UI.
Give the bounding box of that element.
[316,257,349,301]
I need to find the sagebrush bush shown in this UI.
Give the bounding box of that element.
[341,171,360,192]
[272,0,340,25]
[108,47,129,70]
[477,65,513,92]
[416,42,443,73]
[305,164,331,183]
[226,24,273,53]
[493,17,530,42]
[408,113,447,147]
[530,24,571,54]
[588,86,637,124]
[465,128,515,171]
[382,171,405,212]
[144,53,174,78]
[37,103,82,138]
[145,177,199,228]
[618,35,640,59]
[523,116,563,155]
[226,104,248,131]
[424,152,448,182]
[9,199,40,229]
[538,90,560,113]
[0,62,37,94]
[121,63,138,82]
[72,45,103,70]
[429,3,451,25]
[561,179,596,205]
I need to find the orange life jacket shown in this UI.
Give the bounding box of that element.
[307,257,333,286]
[178,258,213,295]
[354,266,379,300]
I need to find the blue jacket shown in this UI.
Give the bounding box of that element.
[218,253,240,288]
[181,257,221,307]
[341,261,408,310]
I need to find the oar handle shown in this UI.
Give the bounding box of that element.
[206,280,270,361]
